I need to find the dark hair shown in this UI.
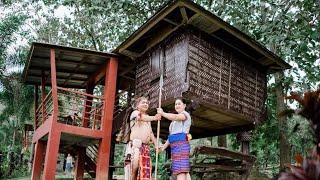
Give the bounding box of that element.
[175,98,198,113]
[175,97,188,104]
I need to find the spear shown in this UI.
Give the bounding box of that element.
[154,62,163,180]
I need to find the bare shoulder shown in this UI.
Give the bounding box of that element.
[131,110,140,115]
[130,110,140,120]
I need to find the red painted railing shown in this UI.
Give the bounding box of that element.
[35,87,105,130]
[35,89,53,128]
[57,87,105,130]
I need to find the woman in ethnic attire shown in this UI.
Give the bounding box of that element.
[157,98,192,180]
[125,97,161,180]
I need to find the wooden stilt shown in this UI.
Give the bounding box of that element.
[96,57,118,180]
[31,140,45,180]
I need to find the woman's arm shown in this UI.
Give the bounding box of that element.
[160,140,170,152]
[157,108,186,121]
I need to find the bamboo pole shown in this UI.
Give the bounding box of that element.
[154,66,164,180]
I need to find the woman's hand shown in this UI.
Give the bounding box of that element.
[158,145,165,152]
[157,108,164,115]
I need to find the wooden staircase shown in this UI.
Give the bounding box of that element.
[82,101,129,178]
[85,145,98,178]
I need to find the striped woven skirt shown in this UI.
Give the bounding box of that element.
[169,133,190,175]
[138,143,152,180]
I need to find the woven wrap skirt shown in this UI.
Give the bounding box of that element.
[169,133,190,175]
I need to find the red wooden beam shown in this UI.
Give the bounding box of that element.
[75,147,86,180]
[42,128,61,179]
[95,57,118,180]
[58,123,103,139]
[50,49,59,120]
[83,62,107,87]
[31,140,46,180]
[42,48,61,180]
[32,116,52,143]
[34,85,39,129]
[41,71,46,125]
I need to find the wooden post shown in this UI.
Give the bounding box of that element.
[75,147,86,180]
[42,49,61,180]
[34,85,39,128]
[218,135,227,148]
[237,131,252,155]
[42,129,61,180]
[41,71,46,124]
[31,140,45,180]
[95,57,118,180]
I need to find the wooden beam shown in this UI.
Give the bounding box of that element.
[187,13,200,24]
[193,146,256,162]
[75,147,86,179]
[23,45,35,82]
[58,123,103,139]
[32,55,103,66]
[142,24,182,56]
[180,7,188,23]
[32,42,118,58]
[96,57,118,180]
[192,164,248,172]
[32,116,52,143]
[42,125,61,179]
[120,50,141,59]
[31,140,46,180]
[163,18,179,26]
[30,65,92,76]
[257,56,271,65]
[82,61,107,87]
[118,2,180,53]
[28,71,88,80]
[182,1,289,69]
[122,75,135,81]
[34,85,39,129]
[62,56,89,87]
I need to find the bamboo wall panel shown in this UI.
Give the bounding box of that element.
[136,32,189,109]
[187,31,267,123]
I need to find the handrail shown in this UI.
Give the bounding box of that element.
[35,89,53,113]
[57,87,104,100]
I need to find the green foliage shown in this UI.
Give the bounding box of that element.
[0,13,27,74]
[0,0,319,178]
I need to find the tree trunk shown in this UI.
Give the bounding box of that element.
[8,129,16,176]
[275,71,291,171]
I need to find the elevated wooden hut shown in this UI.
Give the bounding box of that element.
[114,0,290,139]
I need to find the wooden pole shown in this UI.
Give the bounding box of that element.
[154,68,163,180]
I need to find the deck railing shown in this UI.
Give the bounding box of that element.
[34,87,105,130]
[35,89,53,128]
[57,87,104,130]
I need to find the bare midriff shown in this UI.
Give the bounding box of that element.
[130,121,151,144]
